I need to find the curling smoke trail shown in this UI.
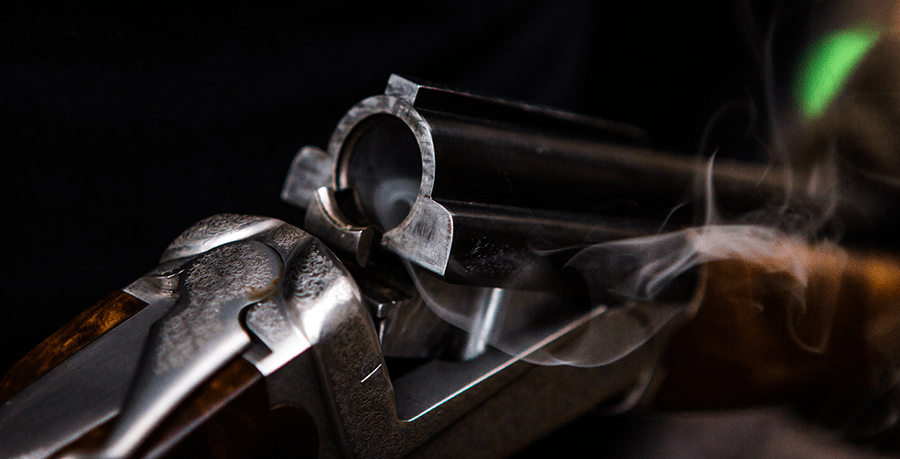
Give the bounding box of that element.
[401,15,895,376]
[404,153,848,368]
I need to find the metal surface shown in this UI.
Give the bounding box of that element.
[283,75,797,292]
[304,186,376,266]
[92,241,283,458]
[0,211,680,459]
[0,286,175,459]
[0,215,357,458]
[262,289,667,459]
[3,76,777,459]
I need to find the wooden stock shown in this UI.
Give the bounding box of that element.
[0,290,147,403]
[654,247,900,409]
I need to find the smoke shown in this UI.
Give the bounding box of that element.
[399,116,849,377]
[387,8,899,418]
[569,226,795,301]
[567,221,849,350]
[395,114,852,381]
[383,2,900,444]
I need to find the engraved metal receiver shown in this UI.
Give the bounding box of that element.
[0,212,670,459]
[0,75,700,459]
[0,216,362,458]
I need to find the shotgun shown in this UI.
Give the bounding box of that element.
[1,70,898,458]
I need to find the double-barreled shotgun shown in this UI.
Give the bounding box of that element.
[2,73,898,458]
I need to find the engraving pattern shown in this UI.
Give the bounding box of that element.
[155,299,223,374]
[245,299,292,343]
[162,214,280,262]
[184,243,277,303]
[322,318,455,458]
[172,214,265,246]
[154,242,280,373]
[290,244,338,302]
[267,224,310,257]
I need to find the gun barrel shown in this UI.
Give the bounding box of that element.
[286,75,797,291]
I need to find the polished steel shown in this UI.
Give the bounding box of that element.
[303,186,375,266]
[282,145,336,211]
[284,75,792,292]
[3,76,724,459]
[92,240,283,459]
[0,215,365,459]
[0,211,680,459]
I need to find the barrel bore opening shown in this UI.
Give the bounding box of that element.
[341,115,423,232]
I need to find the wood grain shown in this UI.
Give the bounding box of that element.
[654,250,900,409]
[0,290,147,403]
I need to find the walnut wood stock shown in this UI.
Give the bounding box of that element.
[0,290,147,403]
[654,251,900,409]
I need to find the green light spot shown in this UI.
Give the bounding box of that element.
[796,26,879,121]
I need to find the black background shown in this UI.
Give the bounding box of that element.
[4,0,876,457]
